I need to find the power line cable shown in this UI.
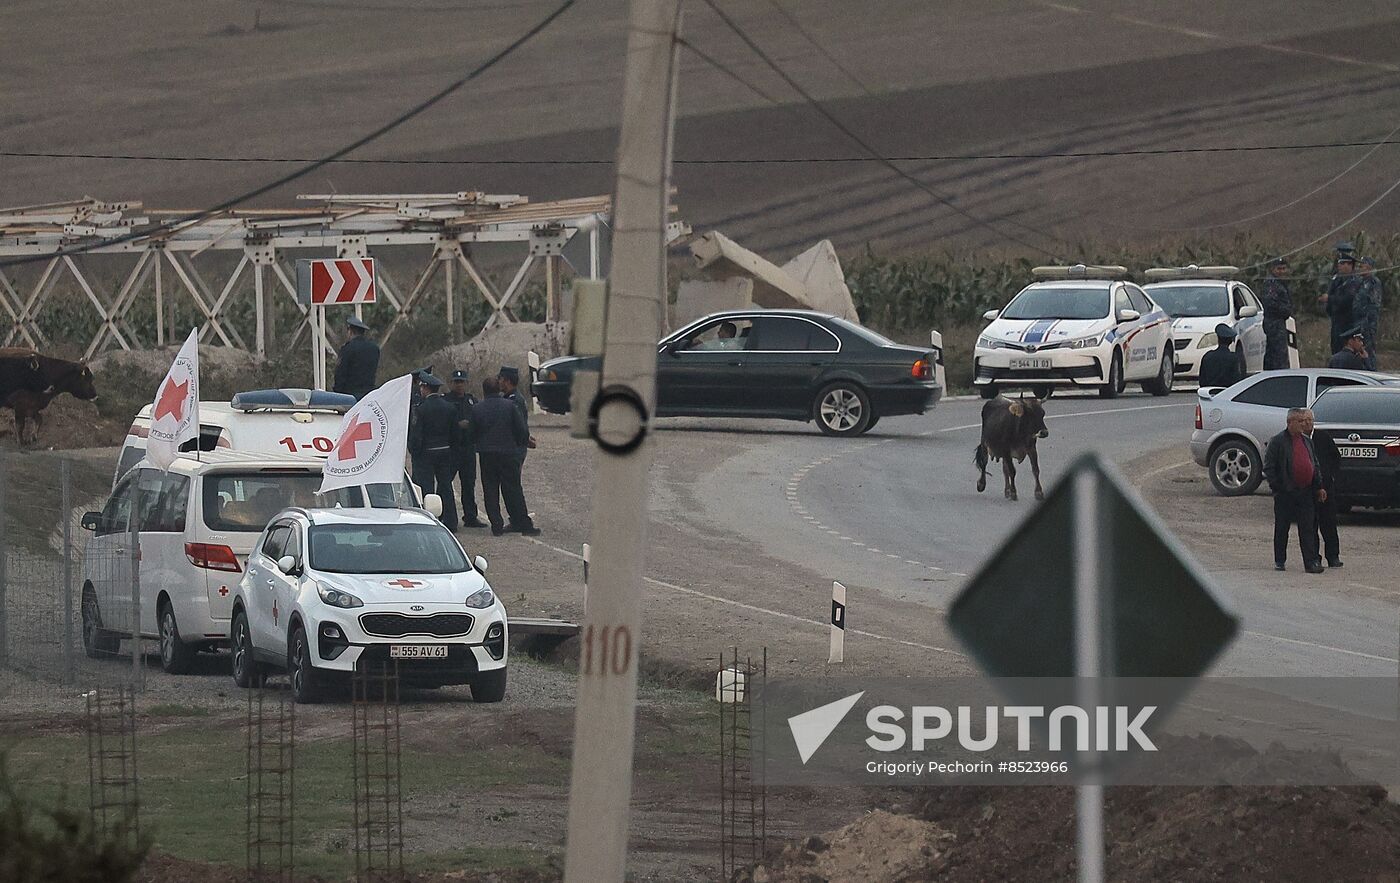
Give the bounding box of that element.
[762,0,873,95]
[7,138,1400,167]
[694,0,1061,257]
[676,37,781,104]
[1241,168,1400,271]
[0,0,575,269]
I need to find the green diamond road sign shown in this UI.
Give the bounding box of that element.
[948,453,1239,680]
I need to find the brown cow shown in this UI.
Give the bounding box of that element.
[0,349,98,446]
[974,396,1049,501]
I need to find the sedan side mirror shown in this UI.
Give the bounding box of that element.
[982,309,1000,321]
[277,555,299,575]
[474,555,488,573]
[81,511,101,531]
[1117,309,1141,322]
[662,340,681,357]
[1238,305,1259,318]
[423,493,444,518]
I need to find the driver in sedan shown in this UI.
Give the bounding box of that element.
[691,321,741,350]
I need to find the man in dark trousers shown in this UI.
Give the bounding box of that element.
[407,373,459,531]
[1322,254,1358,356]
[1355,257,1382,370]
[1197,323,1243,388]
[474,377,538,536]
[1263,408,1325,573]
[332,316,380,400]
[498,366,536,461]
[1260,257,1293,370]
[1327,328,1370,370]
[1304,410,1343,568]
[445,369,484,529]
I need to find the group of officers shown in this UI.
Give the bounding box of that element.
[1198,241,1385,386]
[329,314,539,537]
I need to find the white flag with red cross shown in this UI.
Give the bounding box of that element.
[147,327,200,471]
[319,374,412,495]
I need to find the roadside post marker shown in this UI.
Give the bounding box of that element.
[528,350,544,414]
[582,542,590,615]
[829,581,846,664]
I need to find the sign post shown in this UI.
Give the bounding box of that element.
[297,258,377,390]
[947,454,1239,883]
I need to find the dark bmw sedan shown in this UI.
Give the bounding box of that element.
[533,310,942,436]
[1312,386,1400,509]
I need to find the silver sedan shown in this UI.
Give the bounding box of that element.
[1190,368,1400,495]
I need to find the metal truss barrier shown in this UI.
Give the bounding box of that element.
[0,192,690,360]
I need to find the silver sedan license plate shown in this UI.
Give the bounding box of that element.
[1011,357,1052,370]
[389,645,448,659]
[1338,446,1378,459]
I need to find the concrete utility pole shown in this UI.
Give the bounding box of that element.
[562,1,682,880]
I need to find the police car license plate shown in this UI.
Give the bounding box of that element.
[1338,446,1378,459]
[1010,358,1053,370]
[389,645,448,659]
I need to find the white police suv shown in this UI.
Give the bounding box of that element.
[974,265,1174,399]
[1143,266,1266,381]
[230,507,508,703]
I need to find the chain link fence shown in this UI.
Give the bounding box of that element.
[0,451,143,708]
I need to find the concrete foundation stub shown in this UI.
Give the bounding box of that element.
[781,240,860,323]
[674,277,753,328]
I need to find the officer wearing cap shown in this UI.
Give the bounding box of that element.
[1355,257,1382,370]
[472,376,537,536]
[408,372,460,531]
[1260,257,1293,370]
[445,369,483,528]
[1198,323,1244,388]
[1327,327,1370,370]
[332,315,380,401]
[1322,254,1358,356]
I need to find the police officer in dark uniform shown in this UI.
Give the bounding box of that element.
[1355,257,1382,370]
[1327,327,1370,370]
[1323,254,1358,356]
[332,316,380,400]
[1259,257,1293,370]
[498,365,536,463]
[473,377,537,536]
[1197,323,1243,388]
[407,373,460,531]
[445,369,484,529]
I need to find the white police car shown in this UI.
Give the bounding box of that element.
[1143,266,1266,381]
[230,507,508,703]
[974,265,1174,399]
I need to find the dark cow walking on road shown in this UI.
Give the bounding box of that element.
[974,396,1050,501]
[0,348,99,445]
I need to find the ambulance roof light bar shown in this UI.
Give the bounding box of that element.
[1030,264,1129,280]
[1142,265,1241,280]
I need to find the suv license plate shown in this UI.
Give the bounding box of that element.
[1338,446,1378,459]
[1010,358,1053,370]
[389,645,448,659]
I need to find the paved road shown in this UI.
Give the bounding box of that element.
[691,391,1399,678]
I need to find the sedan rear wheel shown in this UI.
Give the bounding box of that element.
[814,382,873,437]
[1142,350,1174,396]
[1208,439,1262,496]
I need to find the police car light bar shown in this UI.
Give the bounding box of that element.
[230,388,355,413]
[1143,265,1240,280]
[1030,264,1129,280]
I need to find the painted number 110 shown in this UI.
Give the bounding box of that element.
[580,624,633,676]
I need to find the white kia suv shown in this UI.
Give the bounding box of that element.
[230,507,508,704]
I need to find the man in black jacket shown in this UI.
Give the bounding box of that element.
[1197,324,1243,389]
[1327,328,1370,370]
[407,373,459,531]
[1305,411,1343,568]
[473,377,537,536]
[332,316,380,400]
[445,370,484,528]
[498,365,536,462]
[1263,408,1326,573]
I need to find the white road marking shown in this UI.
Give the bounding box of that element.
[525,538,964,657]
[1138,459,1192,481]
[1241,629,1398,664]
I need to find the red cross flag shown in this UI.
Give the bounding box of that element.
[319,374,412,495]
[148,327,200,471]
